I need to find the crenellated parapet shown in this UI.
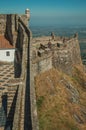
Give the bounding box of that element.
[31,34,82,75]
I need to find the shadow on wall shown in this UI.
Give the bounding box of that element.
[14,23,24,78]
[4,87,18,130]
[0,94,7,127]
[2,94,7,116]
[14,17,32,129]
[14,50,22,78]
[24,28,32,130]
[5,15,13,45]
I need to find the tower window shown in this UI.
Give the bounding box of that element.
[6,51,10,56]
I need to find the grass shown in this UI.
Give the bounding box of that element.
[39,114,79,130]
[35,67,86,130]
[36,96,45,109]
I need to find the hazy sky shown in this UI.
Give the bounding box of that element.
[0,0,86,26]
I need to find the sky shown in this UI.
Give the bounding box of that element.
[0,0,86,26]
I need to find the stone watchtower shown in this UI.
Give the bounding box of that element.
[25,8,30,19]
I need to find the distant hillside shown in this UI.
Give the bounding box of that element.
[30,25,86,40]
[35,66,86,130]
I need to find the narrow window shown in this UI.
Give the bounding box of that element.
[6,51,10,56]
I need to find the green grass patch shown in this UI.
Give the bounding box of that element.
[37,96,45,109]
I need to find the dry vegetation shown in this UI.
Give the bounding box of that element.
[35,66,86,130]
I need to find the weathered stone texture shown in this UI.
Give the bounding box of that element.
[12,15,39,130]
[32,36,82,76]
[52,48,73,74]
[0,11,39,130]
[0,15,6,34]
[52,38,82,74]
[32,55,52,77]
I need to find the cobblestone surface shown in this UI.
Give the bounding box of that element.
[0,63,14,127]
[0,64,14,91]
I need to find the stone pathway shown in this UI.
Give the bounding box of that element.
[0,64,14,128]
[0,64,14,92]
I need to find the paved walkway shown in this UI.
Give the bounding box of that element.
[0,64,14,93]
[0,63,14,128]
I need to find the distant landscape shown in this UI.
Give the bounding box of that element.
[30,25,86,64]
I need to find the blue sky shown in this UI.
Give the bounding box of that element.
[0,0,86,26]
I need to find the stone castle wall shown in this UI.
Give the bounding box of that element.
[0,14,29,45]
[52,37,82,74]
[0,14,17,44]
[32,54,52,77]
[0,12,39,130]
[12,15,39,130]
[31,36,82,76]
[0,15,7,35]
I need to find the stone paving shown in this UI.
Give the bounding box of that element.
[0,64,14,93]
[0,63,14,128]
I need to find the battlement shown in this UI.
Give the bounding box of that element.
[31,33,81,75]
[31,34,78,60]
